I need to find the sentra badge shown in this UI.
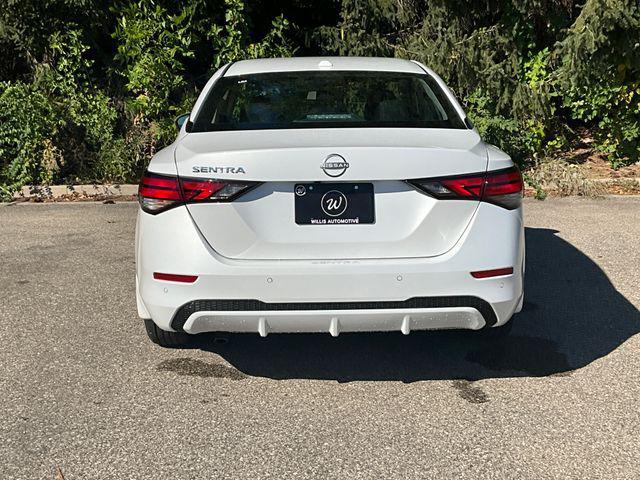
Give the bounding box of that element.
[192,166,246,174]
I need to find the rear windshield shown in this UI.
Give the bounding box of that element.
[191,71,466,132]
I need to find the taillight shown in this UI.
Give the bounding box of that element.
[139,172,182,213]
[407,166,523,210]
[138,171,259,214]
[481,168,523,210]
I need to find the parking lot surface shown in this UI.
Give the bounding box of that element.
[1,197,639,479]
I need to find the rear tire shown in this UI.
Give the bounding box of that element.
[144,319,191,348]
[480,318,514,338]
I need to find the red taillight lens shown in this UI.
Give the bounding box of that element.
[139,172,182,213]
[180,178,257,202]
[440,175,485,199]
[138,171,259,214]
[408,166,523,210]
[180,179,227,201]
[482,168,523,210]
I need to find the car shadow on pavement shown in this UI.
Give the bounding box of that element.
[196,227,640,382]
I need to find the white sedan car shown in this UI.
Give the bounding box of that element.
[135,57,524,347]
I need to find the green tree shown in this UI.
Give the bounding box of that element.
[209,0,294,70]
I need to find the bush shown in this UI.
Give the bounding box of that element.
[0,82,60,197]
[527,159,604,197]
[0,0,638,197]
[563,82,640,168]
[0,0,295,196]
[555,0,640,167]
[0,29,121,198]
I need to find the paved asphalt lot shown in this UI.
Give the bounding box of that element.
[1,198,639,479]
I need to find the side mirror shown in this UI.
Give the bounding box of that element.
[175,113,191,131]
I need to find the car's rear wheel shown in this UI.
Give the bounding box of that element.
[480,318,514,338]
[143,319,191,348]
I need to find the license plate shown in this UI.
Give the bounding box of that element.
[294,183,375,225]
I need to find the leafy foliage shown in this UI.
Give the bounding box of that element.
[209,0,294,69]
[0,0,294,197]
[111,0,197,157]
[556,0,640,166]
[0,81,59,195]
[0,0,638,198]
[311,0,639,168]
[0,29,118,194]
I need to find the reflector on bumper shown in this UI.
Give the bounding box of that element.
[153,272,198,283]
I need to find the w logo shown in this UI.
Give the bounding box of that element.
[321,191,348,217]
[326,196,343,211]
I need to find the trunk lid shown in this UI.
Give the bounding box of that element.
[175,128,487,260]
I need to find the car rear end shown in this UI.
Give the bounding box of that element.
[135,57,524,342]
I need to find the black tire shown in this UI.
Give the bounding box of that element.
[480,318,514,338]
[144,319,192,348]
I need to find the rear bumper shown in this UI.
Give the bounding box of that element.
[184,306,486,336]
[135,202,524,334]
[173,297,496,335]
